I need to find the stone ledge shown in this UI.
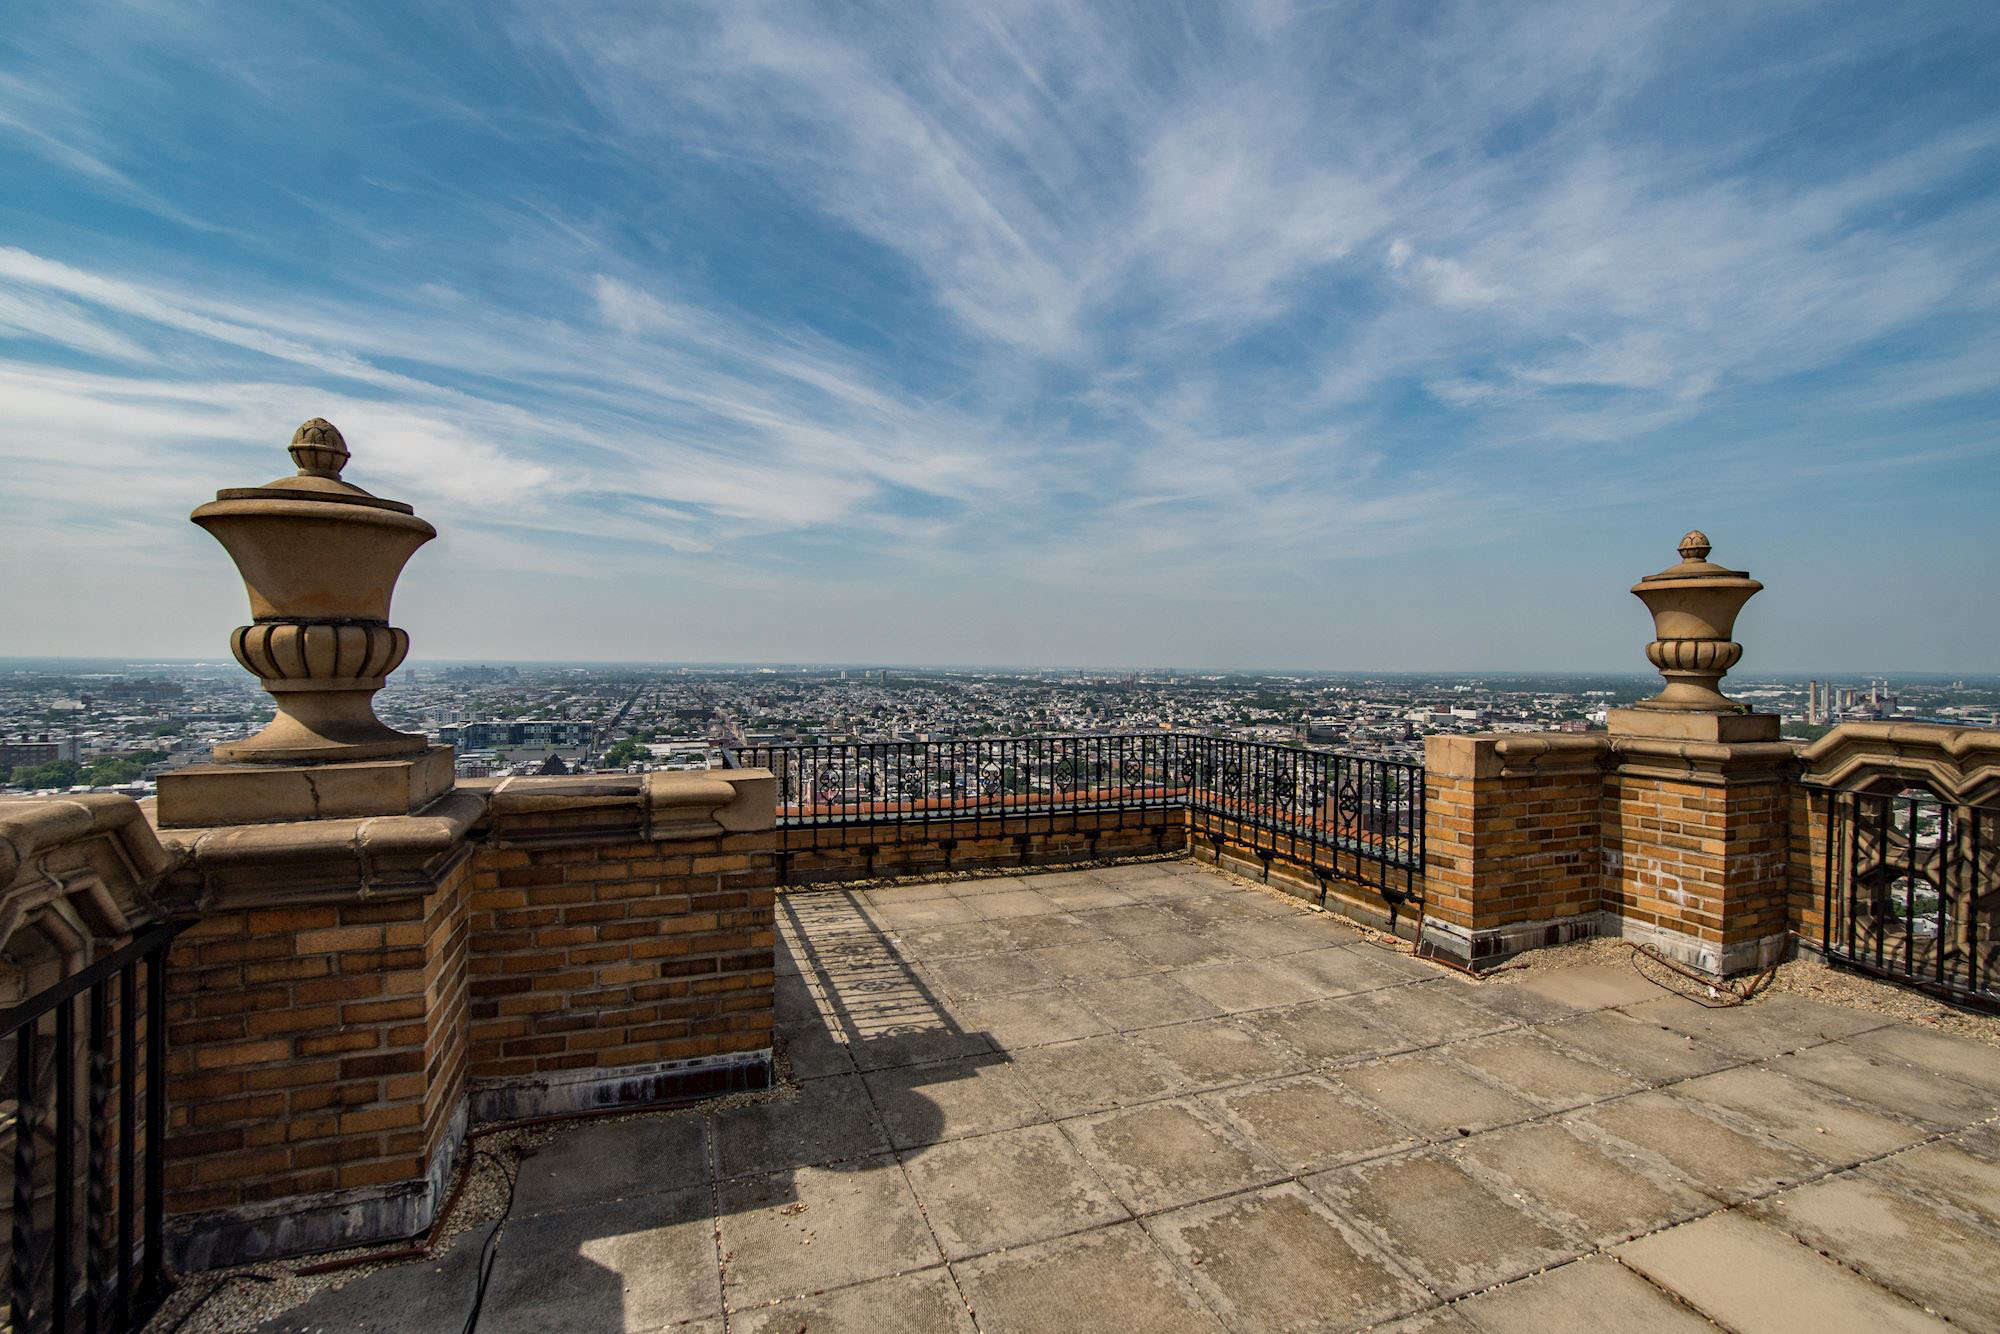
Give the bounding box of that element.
[155,746,455,828]
[1607,737,1800,787]
[1425,733,1610,781]
[0,791,176,890]
[1799,721,2000,804]
[474,768,775,846]
[154,789,487,910]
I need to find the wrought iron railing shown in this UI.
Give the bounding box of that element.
[3,922,177,1334]
[722,733,1423,902]
[1808,784,1998,1008]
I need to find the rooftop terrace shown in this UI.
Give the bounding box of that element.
[6,423,1997,1334]
[250,859,2000,1334]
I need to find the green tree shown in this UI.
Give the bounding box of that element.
[13,759,82,789]
[601,739,646,768]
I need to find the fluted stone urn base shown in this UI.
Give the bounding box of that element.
[155,746,455,828]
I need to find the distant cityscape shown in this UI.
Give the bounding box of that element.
[2,660,1996,797]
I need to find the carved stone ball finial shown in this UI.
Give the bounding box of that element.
[1678,530,1711,563]
[289,417,350,478]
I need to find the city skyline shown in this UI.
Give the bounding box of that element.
[4,2,1999,669]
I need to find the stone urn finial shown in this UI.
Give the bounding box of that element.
[288,417,351,477]
[1629,530,1762,713]
[191,419,436,762]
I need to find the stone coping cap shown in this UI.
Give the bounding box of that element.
[1,792,175,889]
[1799,721,2000,804]
[1428,731,1800,782]
[478,768,775,844]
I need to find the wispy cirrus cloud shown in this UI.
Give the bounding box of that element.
[1,0,1997,666]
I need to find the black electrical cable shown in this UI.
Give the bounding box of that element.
[459,1147,524,1334]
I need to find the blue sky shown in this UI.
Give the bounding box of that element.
[3,1,1998,671]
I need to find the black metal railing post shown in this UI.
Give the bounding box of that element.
[724,732,1425,910]
[3,922,179,1334]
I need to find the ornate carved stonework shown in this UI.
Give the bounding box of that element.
[191,419,436,763]
[1628,530,1763,713]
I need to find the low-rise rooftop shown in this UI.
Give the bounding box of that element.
[246,859,2000,1333]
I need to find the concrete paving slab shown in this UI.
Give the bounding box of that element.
[957,988,1115,1049]
[1064,1098,1283,1212]
[1509,963,1667,1010]
[1072,903,1192,938]
[1752,1172,2000,1327]
[952,1222,1224,1334]
[511,1112,711,1216]
[1034,880,1140,912]
[847,1025,999,1073]
[1836,1023,2000,1095]
[1204,915,1331,959]
[1572,1091,1823,1201]
[1861,1138,2000,1221]
[731,1266,976,1334]
[1450,1121,1711,1246]
[1445,1030,1643,1110]
[1770,1043,1998,1129]
[1007,1031,1183,1118]
[1451,1255,1714,1334]
[1234,888,1326,918]
[1615,1210,1950,1333]
[1067,972,1224,1031]
[1537,1009,1740,1084]
[993,912,1108,950]
[717,1156,941,1310]
[1370,1310,1479,1333]
[868,896,986,929]
[1268,946,1424,999]
[1348,982,1512,1047]
[857,881,961,905]
[1205,1072,1415,1173]
[1331,1054,1541,1141]
[774,971,824,1026]
[777,1021,856,1081]
[946,874,1038,897]
[1308,1152,1574,1299]
[1139,1015,1313,1090]
[1174,957,1324,1013]
[969,889,1064,919]
[1166,894,1275,928]
[1451,979,1584,1025]
[712,1075,889,1177]
[1620,993,1890,1060]
[889,921,1013,960]
[480,1188,718,1334]
[1021,938,1157,983]
[1124,929,1249,969]
[863,1053,1046,1149]
[923,950,1058,1000]
[253,1223,498,1334]
[1672,1065,1928,1162]
[1255,996,1414,1066]
[1147,1182,1430,1332]
[900,1122,1127,1259]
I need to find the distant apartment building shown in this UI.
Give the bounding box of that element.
[0,735,82,767]
[436,719,596,750]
